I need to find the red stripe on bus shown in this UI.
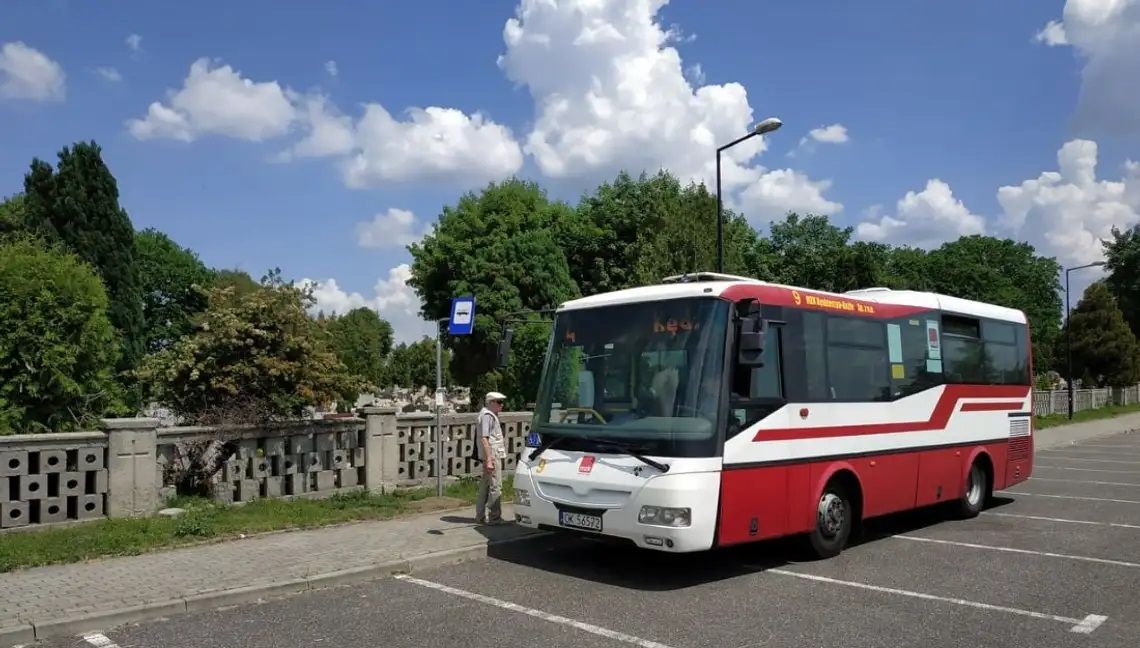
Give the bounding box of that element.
[752,385,1030,442]
[959,401,1026,412]
[720,284,934,320]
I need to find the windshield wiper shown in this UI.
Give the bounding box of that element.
[592,439,670,473]
[527,434,564,462]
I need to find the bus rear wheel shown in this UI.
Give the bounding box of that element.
[808,481,852,559]
[956,460,988,519]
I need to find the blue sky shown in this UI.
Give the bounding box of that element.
[1,0,1138,341]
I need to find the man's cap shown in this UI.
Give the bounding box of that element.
[486,391,507,403]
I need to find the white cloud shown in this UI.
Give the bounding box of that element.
[127,57,297,142]
[998,139,1140,268]
[495,0,840,225]
[325,60,338,77]
[355,208,431,249]
[805,124,850,144]
[0,41,65,101]
[856,179,986,249]
[303,264,434,343]
[284,94,354,159]
[1035,0,1140,136]
[94,66,122,82]
[126,34,142,52]
[1035,19,1068,46]
[344,103,523,186]
[737,168,843,223]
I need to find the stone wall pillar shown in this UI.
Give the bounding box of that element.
[362,407,399,493]
[102,417,160,517]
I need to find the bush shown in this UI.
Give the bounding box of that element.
[0,236,121,433]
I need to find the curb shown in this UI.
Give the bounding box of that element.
[2,531,545,646]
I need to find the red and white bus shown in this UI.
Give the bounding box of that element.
[510,272,1034,558]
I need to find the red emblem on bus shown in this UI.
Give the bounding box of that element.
[579,456,595,474]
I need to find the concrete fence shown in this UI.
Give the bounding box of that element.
[1,408,532,532]
[3,384,1139,532]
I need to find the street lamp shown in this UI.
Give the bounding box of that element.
[716,117,783,273]
[1065,260,1107,419]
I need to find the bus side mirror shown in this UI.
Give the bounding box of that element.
[496,328,514,368]
[738,315,766,366]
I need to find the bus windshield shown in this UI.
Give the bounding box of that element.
[531,296,730,456]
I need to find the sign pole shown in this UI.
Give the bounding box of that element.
[435,318,444,497]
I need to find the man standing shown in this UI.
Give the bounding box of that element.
[475,391,508,525]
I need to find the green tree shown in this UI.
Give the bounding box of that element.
[495,319,554,409]
[882,246,933,290]
[408,178,580,397]
[385,337,446,390]
[1060,281,1140,387]
[325,307,394,385]
[754,213,865,291]
[925,235,1062,370]
[211,268,262,296]
[21,141,145,377]
[135,272,365,423]
[1104,225,1140,338]
[135,229,214,353]
[0,236,121,433]
[0,194,26,236]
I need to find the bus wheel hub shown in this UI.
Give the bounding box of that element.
[818,493,845,537]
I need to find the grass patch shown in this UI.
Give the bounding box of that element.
[1034,402,1140,429]
[0,475,513,573]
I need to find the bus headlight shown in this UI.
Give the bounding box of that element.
[638,506,691,527]
[515,489,531,507]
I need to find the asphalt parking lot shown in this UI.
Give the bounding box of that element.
[41,430,1140,648]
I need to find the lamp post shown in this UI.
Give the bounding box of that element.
[716,117,783,273]
[1065,261,1106,419]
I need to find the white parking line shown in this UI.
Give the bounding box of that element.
[1032,477,1140,487]
[997,491,1140,504]
[1034,457,1140,465]
[893,535,1140,568]
[1040,450,1140,459]
[394,575,677,648]
[1034,464,1137,473]
[984,511,1140,530]
[766,569,1106,634]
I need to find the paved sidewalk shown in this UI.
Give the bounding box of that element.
[1034,412,1140,449]
[1,504,538,646]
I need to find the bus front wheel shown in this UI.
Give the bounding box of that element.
[808,481,852,559]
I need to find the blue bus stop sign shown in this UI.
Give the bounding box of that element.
[448,296,476,335]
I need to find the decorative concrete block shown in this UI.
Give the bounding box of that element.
[289,435,314,454]
[286,473,308,495]
[448,457,466,476]
[339,430,360,449]
[504,455,518,470]
[397,427,412,443]
[409,461,428,480]
[0,476,9,501]
[213,485,234,505]
[38,449,67,473]
[236,479,259,502]
[337,468,359,488]
[397,463,410,479]
[19,474,48,500]
[91,468,108,494]
[315,433,337,452]
[1,500,29,528]
[59,472,84,497]
[263,437,286,457]
[77,448,103,471]
[302,451,323,472]
[400,444,419,462]
[264,476,284,498]
[421,442,437,460]
[278,454,300,475]
[0,451,29,477]
[330,450,348,470]
[412,428,429,444]
[460,440,474,458]
[224,458,245,482]
[238,439,259,459]
[76,495,103,519]
[37,497,67,523]
[314,470,336,491]
[249,457,270,480]
[353,448,366,466]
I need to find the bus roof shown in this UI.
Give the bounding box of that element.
[557,276,1028,325]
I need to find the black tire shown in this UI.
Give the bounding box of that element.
[956,460,988,519]
[807,480,853,559]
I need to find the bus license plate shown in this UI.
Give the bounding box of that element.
[559,511,602,532]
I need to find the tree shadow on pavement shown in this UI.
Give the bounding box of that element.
[485,497,1016,592]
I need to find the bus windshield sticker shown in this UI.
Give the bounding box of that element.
[926,358,943,373]
[891,363,905,379]
[925,320,942,360]
[887,323,903,363]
